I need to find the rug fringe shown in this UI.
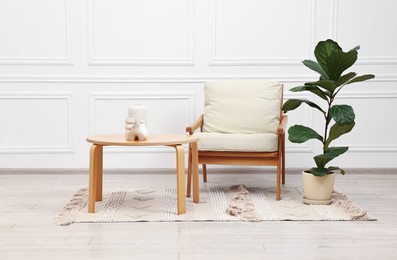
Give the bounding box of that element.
[226,185,261,222]
[332,192,370,220]
[54,187,88,226]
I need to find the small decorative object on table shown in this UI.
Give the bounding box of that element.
[125,104,149,141]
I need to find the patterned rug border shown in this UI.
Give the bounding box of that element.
[54,185,375,226]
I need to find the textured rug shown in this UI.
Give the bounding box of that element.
[54,184,374,225]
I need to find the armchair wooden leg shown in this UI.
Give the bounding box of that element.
[276,171,281,200]
[202,164,207,182]
[282,134,286,185]
[276,156,281,201]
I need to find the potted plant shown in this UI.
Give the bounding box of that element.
[282,39,375,204]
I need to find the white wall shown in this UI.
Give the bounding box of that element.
[0,0,396,169]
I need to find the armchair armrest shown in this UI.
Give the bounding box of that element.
[186,114,204,135]
[277,115,288,135]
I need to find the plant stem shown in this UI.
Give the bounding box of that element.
[323,84,345,152]
[323,96,334,153]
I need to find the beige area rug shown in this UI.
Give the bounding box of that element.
[54,185,374,225]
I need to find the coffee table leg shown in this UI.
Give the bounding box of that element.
[186,143,192,198]
[96,145,103,201]
[191,142,199,203]
[88,144,98,213]
[174,145,186,215]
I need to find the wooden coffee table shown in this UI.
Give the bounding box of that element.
[86,134,199,215]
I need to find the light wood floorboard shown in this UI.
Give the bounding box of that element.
[0,168,396,259]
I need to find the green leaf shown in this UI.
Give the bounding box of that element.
[345,74,375,85]
[314,39,342,73]
[314,147,349,168]
[289,86,329,100]
[313,39,359,81]
[328,166,346,175]
[308,167,332,177]
[282,99,326,114]
[349,45,360,52]
[329,105,355,125]
[325,50,358,81]
[309,166,345,176]
[302,60,329,79]
[282,99,300,113]
[288,125,323,143]
[324,122,355,149]
[305,79,336,93]
[336,72,357,87]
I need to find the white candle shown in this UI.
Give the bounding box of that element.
[128,104,147,124]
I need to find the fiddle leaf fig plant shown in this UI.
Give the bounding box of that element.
[282,39,375,177]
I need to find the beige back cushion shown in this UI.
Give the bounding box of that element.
[203,80,282,134]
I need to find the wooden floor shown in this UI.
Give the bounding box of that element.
[1,168,397,260]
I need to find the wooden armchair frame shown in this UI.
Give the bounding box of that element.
[186,99,287,201]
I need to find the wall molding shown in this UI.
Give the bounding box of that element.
[332,0,397,65]
[337,90,397,99]
[1,74,396,83]
[348,145,397,152]
[335,91,397,152]
[0,92,74,153]
[0,0,72,66]
[209,0,316,66]
[89,91,196,153]
[86,0,194,66]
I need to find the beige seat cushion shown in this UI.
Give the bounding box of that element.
[203,80,282,134]
[194,132,278,152]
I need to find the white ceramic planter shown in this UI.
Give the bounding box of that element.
[302,171,335,205]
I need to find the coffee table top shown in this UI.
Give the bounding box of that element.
[86,133,198,146]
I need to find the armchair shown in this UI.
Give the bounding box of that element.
[186,80,287,200]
